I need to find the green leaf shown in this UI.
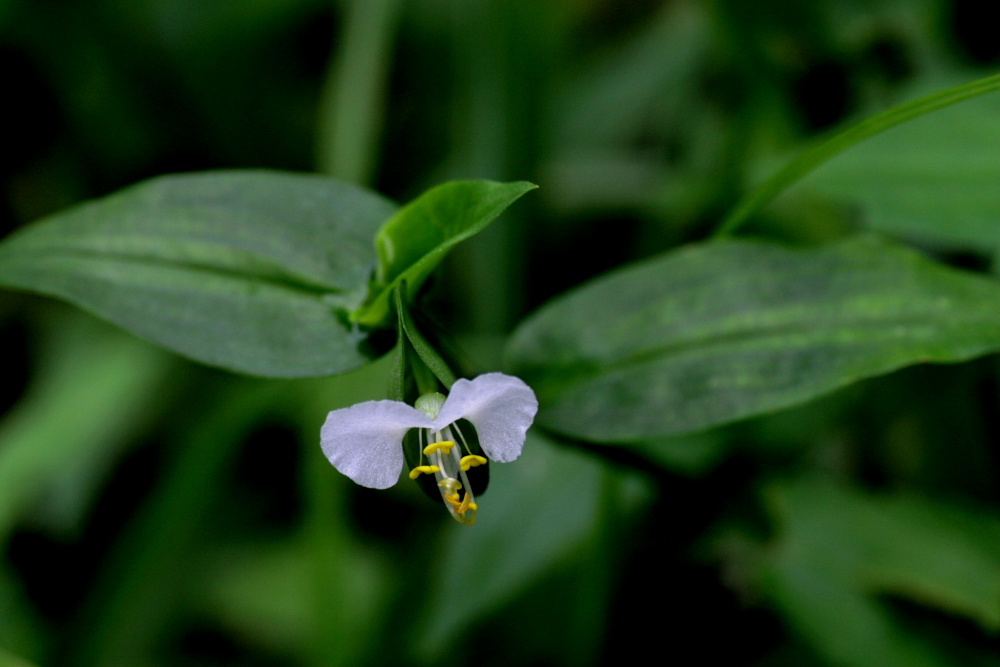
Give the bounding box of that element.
[765,556,956,667]
[802,87,999,253]
[0,170,397,377]
[758,478,999,667]
[858,497,1000,631]
[716,74,1000,237]
[0,647,39,667]
[353,180,537,327]
[506,236,999,442]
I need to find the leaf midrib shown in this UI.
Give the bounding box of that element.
[523,313,998,396]
[0,244,357,302]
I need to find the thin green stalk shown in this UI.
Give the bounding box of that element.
[302,451,352,666]
[565,469,620,666]
[316,0,402,183]
[297,362,395,667]
[449,0,517,334]
[394,286,457,390]
[714,74,1000,237]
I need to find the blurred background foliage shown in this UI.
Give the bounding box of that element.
[0,0,997,665]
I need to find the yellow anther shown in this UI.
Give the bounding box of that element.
[437,476,478,525]
[423,440,456,456]
[408,465,440,480]
[443,490,475,515]
[459,455,488,471]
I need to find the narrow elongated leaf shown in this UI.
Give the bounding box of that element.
[765,557,956,667]
[352,180,536,327]
[803,88,999,253]
[0,171,397,377]
[774,479,1000,626]
[506,236,999,442]
[758,478,999,667]
[716,74,999,237]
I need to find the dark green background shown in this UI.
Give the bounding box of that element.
[0,1,996,665]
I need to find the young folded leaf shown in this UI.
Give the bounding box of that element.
[352,180,537,327]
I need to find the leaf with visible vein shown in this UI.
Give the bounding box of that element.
[0,170,397,377]
[506,236,999,442]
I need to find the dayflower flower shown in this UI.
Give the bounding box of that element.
[320,373,537,525]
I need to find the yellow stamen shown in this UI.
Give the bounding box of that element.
[435,472,478,526]
[459,454,488,471]
[423,440,456,456]
[408,465,440,480]
[443,490,476,517]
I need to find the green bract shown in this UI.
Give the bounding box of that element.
[352,180,537,327]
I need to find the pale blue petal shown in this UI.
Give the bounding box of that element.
[320,400,433,489]
[435,373,538,463]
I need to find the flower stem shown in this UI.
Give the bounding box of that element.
[393,285,458,389]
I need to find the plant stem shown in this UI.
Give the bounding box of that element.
[316,0,403,184]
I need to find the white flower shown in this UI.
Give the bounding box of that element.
[320,373,538,525]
